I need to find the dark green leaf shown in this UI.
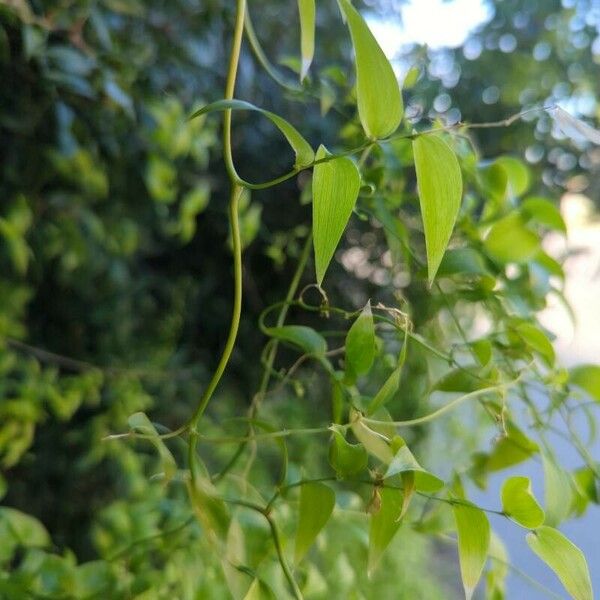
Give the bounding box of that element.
[266,325,327,356]
[328,428,368,478]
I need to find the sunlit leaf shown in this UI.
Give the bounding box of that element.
[189,99,314,169]
[345,301,375,382]
[312,144,361,285]
[453,501,490,600]
[295,482,335,563]
[495,156,530,197]
[368,486,403,575]
[501,476,545,529]
[527,526,593,600]
[413,135,463,283]
[338,0,403,139]
[297,0,315,82]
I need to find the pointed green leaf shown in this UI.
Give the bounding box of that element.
[413,135,463,283]
[328,429,368,478]
[569,364,600,402]
[297,0,315,82]
[453,501,490,600]
[312,144,361,284]
[189,99,314,168]
[266,325,327,356]
[339,0,403,139]
[384,438,444,492]
[368,487,403,575]
[295,482,335,563]
[527,526,593,600]
[501,476,545,529]
[345,301,375,382]
[128,412,177,484]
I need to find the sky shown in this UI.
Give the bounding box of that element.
[368,0,492,55]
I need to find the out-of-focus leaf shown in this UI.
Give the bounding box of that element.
[294,482,335,563]
[484,212,540,264]
[551,106,600,146]
[543,453,572,527]
[495,156,530,197]
[527,526,593,600]
[265,325,327,356]
[569,364,600,402]
[413,135,463,283]
[521,197,566,233]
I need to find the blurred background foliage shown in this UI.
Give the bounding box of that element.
[0,0,599,597]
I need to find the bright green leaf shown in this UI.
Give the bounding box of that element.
[368,487,403,575]
[189,99,314,169]
[570,364,600,402]
[501,476,545,529]
[453,501,490,600]
[297,0,315,82]
[495,156,530,197]
[266,325,327,356]
[328,429,368,478]
[413,135,463,283]
[339,0,403,139]
[312,144,361,285]
[345,301,375,382]
[484,212,540,264]
[521,197,566,233]
[350,409,393,463]
[527,526,593,600]
[295,482,335,563]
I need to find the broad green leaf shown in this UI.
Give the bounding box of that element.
[543,453,572,527]
[495,156,530,197]
[368,487,403,575]
[527,526,593,600]
[413,135,463,283]
[521,197,566,233]
[339,0,403,139]
[453,501,490,600]
[295,482,335,563]
[384,437,444,492]
[350,409,393,463]
[484,212,540,264]
[189,99,314,169]
[437,248,491,279]
[297,0,315,82]
[345,301,375,382]
[266,325,327,356]
[367,364,402,415]
[501,476,545,529]
[328,428,368,478]
[312,145,361,285]
[128,412,177,484]
[187,475,230,542]
[569,364,600,402]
